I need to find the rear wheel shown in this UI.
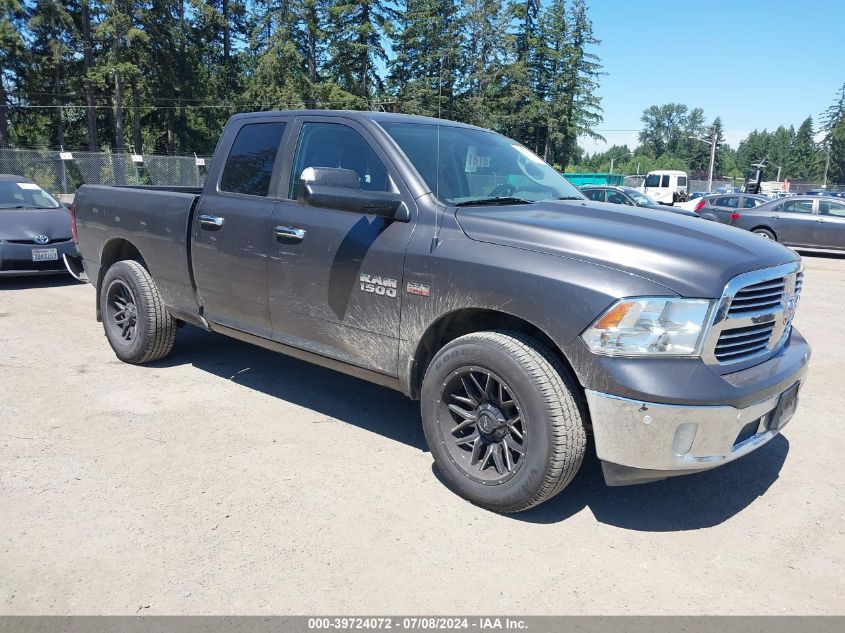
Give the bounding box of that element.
[100,260,177,364]
[753,228,776,241]
[420,331,587,513]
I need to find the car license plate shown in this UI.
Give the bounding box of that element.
[31,248,58,262]
[769,382,800,430]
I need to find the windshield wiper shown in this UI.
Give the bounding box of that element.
[555,196,584,200]
[455,196,534,207]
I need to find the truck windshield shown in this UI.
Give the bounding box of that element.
[0,181,61,209]
[644,175,662,188]
[379,122,584,205]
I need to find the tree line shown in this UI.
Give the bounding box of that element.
[0,0,604,169]
[575,84,845,186]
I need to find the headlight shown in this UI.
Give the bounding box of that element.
[581,297,713,356]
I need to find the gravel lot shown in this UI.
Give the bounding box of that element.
[1,253,844,615]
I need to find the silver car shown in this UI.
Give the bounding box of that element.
[731,195,845,250]
[0,174,78,276]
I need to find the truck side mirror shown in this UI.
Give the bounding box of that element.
[296,167,408,221]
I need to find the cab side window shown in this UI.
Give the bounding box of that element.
[290,122,390,198]
[661,175,670,187]
[585,189,605,202]
[219,122,287,196]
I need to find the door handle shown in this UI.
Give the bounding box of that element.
[198,215,224,230]
[772,215,780,219]
[275,225,306,242]
[816,218,825,223]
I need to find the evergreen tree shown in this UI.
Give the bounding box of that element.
[326,0,398,101]
[458,0,509,127]
[387,0,460,117]
[821,82,845,184]
[788,117,819,180]
[0,0,25,147]
[554,0,603,169]
[26,1,78,148]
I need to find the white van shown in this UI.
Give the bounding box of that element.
[643,170,688,204]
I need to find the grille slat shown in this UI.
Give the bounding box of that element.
[717,332,773,349]
[714,323,775,362]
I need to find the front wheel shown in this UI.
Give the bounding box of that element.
[420,331,587,513]
[99,260,177,364]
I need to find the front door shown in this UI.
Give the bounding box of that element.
[267,117,417,375]
[191,119,288,336]
[815,198,845,249]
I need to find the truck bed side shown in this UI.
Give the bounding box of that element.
[74,185,203,324]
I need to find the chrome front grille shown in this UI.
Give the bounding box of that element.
[703,262,803,368]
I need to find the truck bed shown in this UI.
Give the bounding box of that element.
[73,184,203,324]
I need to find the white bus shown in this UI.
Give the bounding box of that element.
[643,170,688,204]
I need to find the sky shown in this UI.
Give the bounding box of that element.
[576,0,845,154]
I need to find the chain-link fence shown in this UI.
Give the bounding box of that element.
[0,148,211,195]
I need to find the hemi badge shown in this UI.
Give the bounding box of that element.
[406,282,431,297]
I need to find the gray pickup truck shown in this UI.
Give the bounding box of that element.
[72,111,810,512]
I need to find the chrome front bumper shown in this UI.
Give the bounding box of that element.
[585,383,801,486]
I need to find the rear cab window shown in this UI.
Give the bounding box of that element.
[219,122,287,196]
[677,176,688,187]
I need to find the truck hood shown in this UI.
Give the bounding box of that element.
[0,206,72,241]
[455,200,800,298]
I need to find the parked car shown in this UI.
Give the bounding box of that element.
[0,175,78,276]
[643,170,689,204]
[693,193,770,223]
[71,110,810,512]
[731,195,845,250]
[581,185,697,217]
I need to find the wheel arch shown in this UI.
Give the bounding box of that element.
[750,225,778,240]
[408,307,579,400]
[95,238,147,321]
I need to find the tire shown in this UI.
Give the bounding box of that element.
[99,260,177,364]
[753,228,777,241]
[420,331,587,513]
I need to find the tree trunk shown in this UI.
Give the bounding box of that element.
[132,80,142,153]
[53,62,64,149]
[113,70,124,150]
[222,0,230,90]
[81,0,98,150]
[0,68,9,148]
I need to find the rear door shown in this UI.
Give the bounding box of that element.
[815,199,845,249]
[267,116,417,375]
[191,117,290,336]
[709,195,739,223]
[773,198,816,246]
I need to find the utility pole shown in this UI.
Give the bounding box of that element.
[707,126,717,193]
[822,145,831,188]
[692,126,718,192]
[609,158,614,175]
